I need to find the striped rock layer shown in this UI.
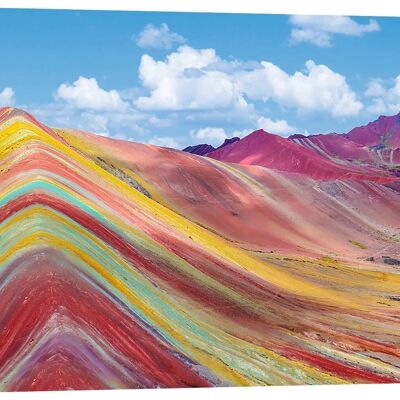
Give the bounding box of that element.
[1,107,400,391]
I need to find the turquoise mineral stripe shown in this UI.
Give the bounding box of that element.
[0,207,293,385]
[0,178,254,311]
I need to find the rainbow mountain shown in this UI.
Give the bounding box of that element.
[1,107,400,391]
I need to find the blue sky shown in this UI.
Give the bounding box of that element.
[0,8,399,148]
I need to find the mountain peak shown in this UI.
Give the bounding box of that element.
[0,107,45,130]
[246,129,272,139]
[376,111,400,121]
[345,111,400,148]
[182,143,215,156]
[0,106,32,119]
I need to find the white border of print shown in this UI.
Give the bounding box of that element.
[0,0,398,16]
[1,384,400,400]
[0,1,399,400]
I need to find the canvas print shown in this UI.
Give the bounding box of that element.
[0,7,400,392]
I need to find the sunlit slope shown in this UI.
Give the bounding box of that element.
[1,108,400,391]
[58,125,400,258]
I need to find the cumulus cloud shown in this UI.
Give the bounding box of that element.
[136,46,362,117]
[365,76,400,114]
[29,100,148,139]
[191,127,228,145]
[148,136,179,148]
[41,76,152,138]
[191,117,297,144]
[189,126,257,145]
[136,23,186,50]
[256,117,297,136]
[191,117,298,145]
[231,128,252,138]
[20,39,367,146]
[290,15,380,47]
[238,60,363,117]
[56,77,128,111]
[188,118,298,146]
[57,111,110,135]
[0,87,15,106]
[136,46,248,111]
[365,79,387,98]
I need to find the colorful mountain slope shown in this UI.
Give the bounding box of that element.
[53,127,400,257]
[1,107,400,391]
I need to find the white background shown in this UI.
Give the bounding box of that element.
[0,0,399,399]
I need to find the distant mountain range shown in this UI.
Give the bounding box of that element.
[183,113,400,180]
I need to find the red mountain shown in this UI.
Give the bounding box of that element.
[207,130,393,182]
[344,113,400,148]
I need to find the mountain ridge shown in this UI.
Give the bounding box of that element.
[184,112,400,179]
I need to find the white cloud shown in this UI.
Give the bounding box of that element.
[56,77,128,111]
[365,79,386,98]
[290,15,380,47]
[231,128,251,138]
[51,110,110,135]
[191,127,228,145]
[136,23,186,50]
[256,117,297,136]
[365,76,400,114]
[189,119,298,145]
[147,115,173,128]
[28,100,148,140]
[148,136,179,148]
[33,77,147,139]
[238,60,363,117]
[21,42,367,147]
[136,46,247,111]
[79,113,110,135]
[187,118,298,146]
[0,87,15,106]
[136,46,362,117]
